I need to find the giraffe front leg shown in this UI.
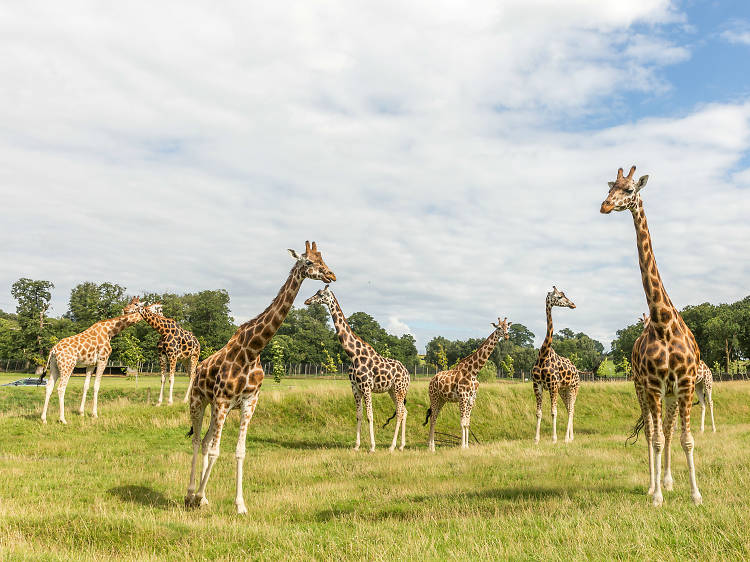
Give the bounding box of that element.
[533,382,543,444]
[662,396,678,492]
[459,397,471,449]
[167,358,177,406]
[364,390,375,453]
[91,360,107,418]
[353,389,363,451]
[41,358,60,423]
[388,390,405,452]
[234,393,259,515]
[56,367,74,424]
[78,367,94,416]
[399,399,408,451]
[156,355,167,406]
[648,394,665,507]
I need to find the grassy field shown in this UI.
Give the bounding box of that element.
[1,373,749,560]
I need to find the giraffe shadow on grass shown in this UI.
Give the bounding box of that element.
[251,435,349,450]
[108,485,177,509]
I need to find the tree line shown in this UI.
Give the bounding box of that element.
[6,277,745,377]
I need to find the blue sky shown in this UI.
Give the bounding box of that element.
[0,1,749,353]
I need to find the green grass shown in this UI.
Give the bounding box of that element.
[1,373,749,560]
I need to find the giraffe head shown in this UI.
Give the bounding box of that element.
[546,286,576,309]
[123,297,141,315]
[134,300,164,316]
[600,165,649,214]
[304,284,335,308]
[490,317,512,340]
[288,240,336,283]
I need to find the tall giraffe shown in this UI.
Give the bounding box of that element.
[40,297,154,423]
[185,241,336,514]
[532,287,580,444]
[304,285,410,452]
[424,317,511,451]
[135,301,201,406]
[601,165,702,506]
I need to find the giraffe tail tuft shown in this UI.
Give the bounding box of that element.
[423,408,432,426]
[382,399,404,429]
[186,426,194,438]
[625,416,645,446]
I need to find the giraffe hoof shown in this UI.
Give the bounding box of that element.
[78,410,85,416]
[647,487,655,495]
[692,492,703,506]
[199,497,209,508]
[388,446,396,453]
[663,476,674,491]
[168,401,173,406]
[41,418,47,424]
[58,419,67,425]
[399,446,405,451]
[92,413,98,419]
[368,449,375,454]
[652,492,664,507]
[353,446,360,452]
[184,495,196,508]
[235,503,248,515]
[155,402,162,407]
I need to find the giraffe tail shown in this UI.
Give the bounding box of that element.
[423,408,432,426]
[625,415,645,446]
[39,351,53,382]
[382,398,406,428]
[186,426,194,438]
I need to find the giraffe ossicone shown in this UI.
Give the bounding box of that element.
[602,165,702,506]
[531,287,580,444]
[305,284,410,453]
[184,241,335,515]
[424,317,511,451]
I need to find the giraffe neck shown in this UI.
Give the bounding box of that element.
[631,198,676,324]
[539,304,555,357]
[327,294,372,359]
[100,312,142,339]
[457,329,502,376]
[232,264,305,351]
[139,308,172,335]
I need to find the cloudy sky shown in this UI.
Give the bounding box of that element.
[2,1,749,352]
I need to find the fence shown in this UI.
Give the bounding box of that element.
[2,358,748,382]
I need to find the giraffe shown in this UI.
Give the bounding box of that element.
[135,301,201,406]
[40,297,154,424]
[695,360,716,433]
[304,285,411,452]
[601,165,702,506]
[532,287,580,444]
[641,313,714,432]
[424,317,511,451]
[184,241,336,514]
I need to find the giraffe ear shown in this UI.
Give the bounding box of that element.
[635,175,649,191]
[607,181,615,188]
[288,249,301,260]
[491,322,499,329]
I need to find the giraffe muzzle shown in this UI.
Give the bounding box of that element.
[600,201,614,214]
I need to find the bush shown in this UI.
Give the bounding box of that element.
[477,359,498,382]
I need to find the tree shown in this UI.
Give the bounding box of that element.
[67,282,127,330]
[11,278,54,368]
[611,319,646,366]
[321,345,338,374]
[477,359,497,382]
[705,308,740,373]
[186,290,236,350]
[499,354,514,377]
[114,331,145,372]
[508,323,535,348]
[436,343,448,371]
[271,339,285,383]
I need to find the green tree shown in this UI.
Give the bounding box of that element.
[705,307,740,373]
[271,339,285,383]
[499,354,514,377]
[114,331,145,372]
[436,343,448,371]
[611,318,646,366]
[322,345,337,374]
[186,290,236,350]
[67,282,127,330]
[477,359,497,382]
[11,278,54,368]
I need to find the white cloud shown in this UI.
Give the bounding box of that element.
[721,21,750,45]
[386,316,411,338]
[0,1,748,353]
